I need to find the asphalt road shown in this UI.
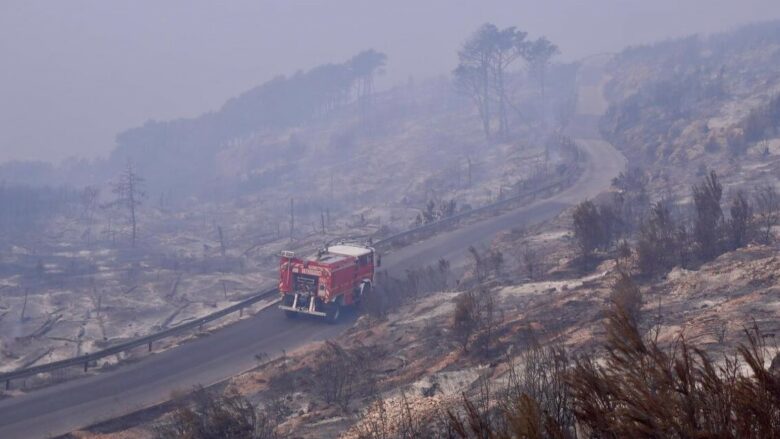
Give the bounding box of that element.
[0,137,624,439]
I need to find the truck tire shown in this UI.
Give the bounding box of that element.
[282,294,298,319]
[325,299,341,324]
[354,281,371,308]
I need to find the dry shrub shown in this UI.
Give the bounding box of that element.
[568,308,780,438]
[636,202,678,275]
[468,246,504,282]
[504,344,574,434]
[754,184,780,244]
[173,300,780,438]
[365,261,451,320]
[450,286,501,357]
[452,291,479,352]
[608,272,643,327]
[572,200,618,265]
[352,392,453,439]
[692,170,724,261]
[443,299,780,439]
[446,347,574,439]
[154,386,278,439]
[520,242,540,280]
[728,190,753,250]
[312,341,385,411]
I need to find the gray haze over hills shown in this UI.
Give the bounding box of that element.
[2,0,780,165]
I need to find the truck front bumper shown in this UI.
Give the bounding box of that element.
[279,293,327,317]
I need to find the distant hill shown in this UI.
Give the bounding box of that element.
[0,50,386,196]
[110,50,386,197]
[600,20,780,192]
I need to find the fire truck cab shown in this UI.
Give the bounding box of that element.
[278,242,377,323]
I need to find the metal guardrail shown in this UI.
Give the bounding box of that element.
[374,164,579,247]
[0,159,582,389]
[1,289,278,388]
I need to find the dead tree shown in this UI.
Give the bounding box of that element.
[692,170,723,261]
[289,198,294,242]
[467,157,473,187]
[478,287,498,358]
[80,185,100,226]
[20,288,29,322]
[349,49,387,129]
[525,244,541,280]
[89,287,103,318]
[468,246,485,282]
[728,190,752,250]
[217,226,226,257]
[524,37,559,114]
[110,161,146,247]
[754,184,779,243]
[454,25,495,140]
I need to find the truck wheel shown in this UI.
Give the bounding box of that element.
[325,299,341,324]
[355,282,371,308]
[282,295,298,319]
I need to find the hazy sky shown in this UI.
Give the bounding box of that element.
[2,1,780,165]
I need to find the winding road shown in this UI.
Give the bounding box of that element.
[0,93,625,438]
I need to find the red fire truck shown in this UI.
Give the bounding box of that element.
[278,242,378,322]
